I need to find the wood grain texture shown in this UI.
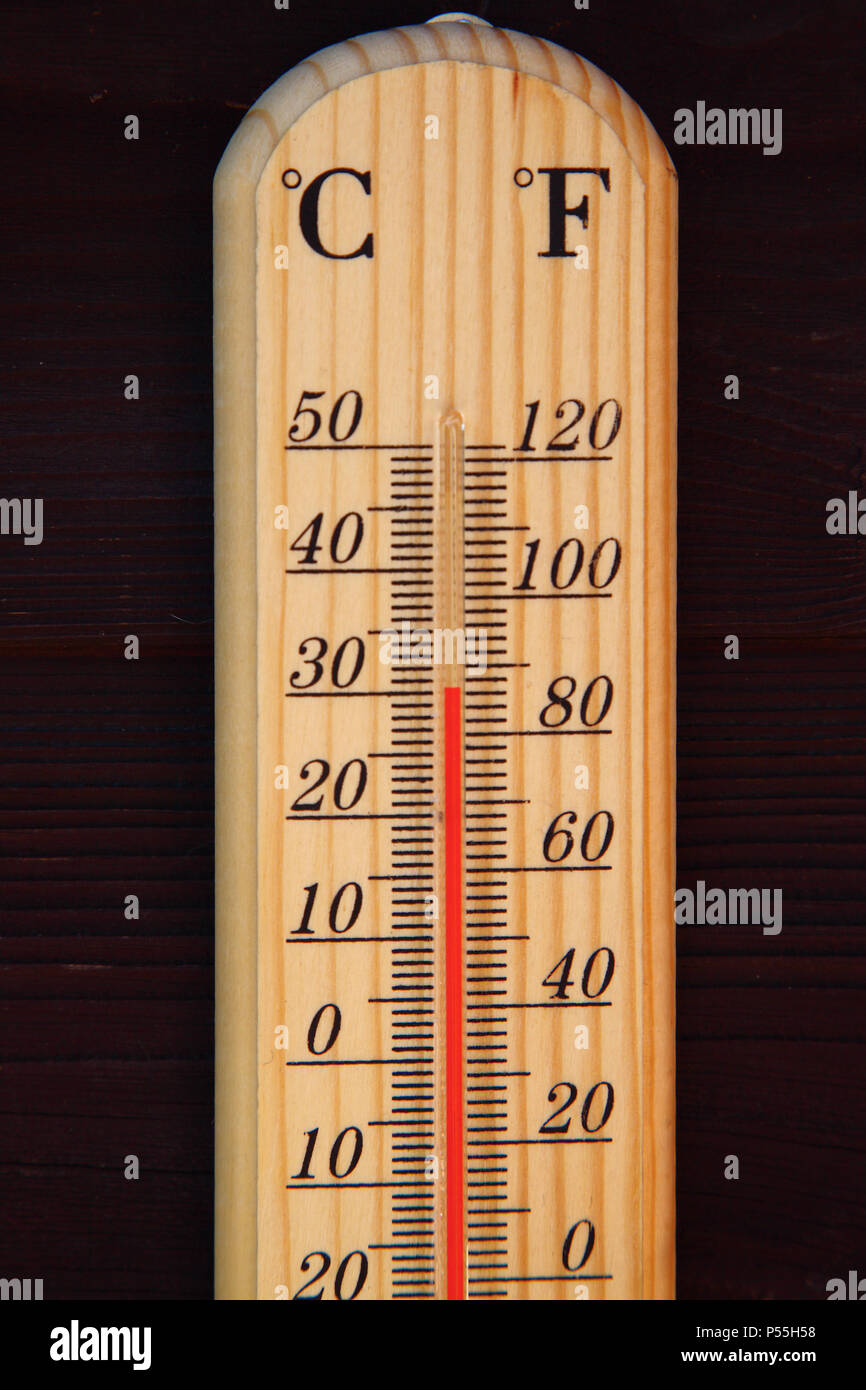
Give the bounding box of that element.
[215,18,676,1299]
[0,0,863,1303]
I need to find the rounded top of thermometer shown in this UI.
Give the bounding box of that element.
[427,12,493,23]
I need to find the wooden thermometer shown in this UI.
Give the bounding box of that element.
[215,13,676,1301]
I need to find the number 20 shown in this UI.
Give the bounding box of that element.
[293,1249,369,1300]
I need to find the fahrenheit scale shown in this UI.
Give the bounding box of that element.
[215,14,676,1300]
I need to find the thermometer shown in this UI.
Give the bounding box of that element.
[214,13,676,1301]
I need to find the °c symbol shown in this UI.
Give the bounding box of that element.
[514,167,533,187]
[282,168,302,190]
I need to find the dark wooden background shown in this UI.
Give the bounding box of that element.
[0,0,863,1300]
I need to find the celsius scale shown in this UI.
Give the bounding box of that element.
[214,13,676,1300]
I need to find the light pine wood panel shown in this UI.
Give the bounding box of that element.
[215,18,676,1301]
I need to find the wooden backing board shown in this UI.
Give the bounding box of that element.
[214,17,676,1300]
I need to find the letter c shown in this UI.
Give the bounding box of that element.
[299,168,374,259]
